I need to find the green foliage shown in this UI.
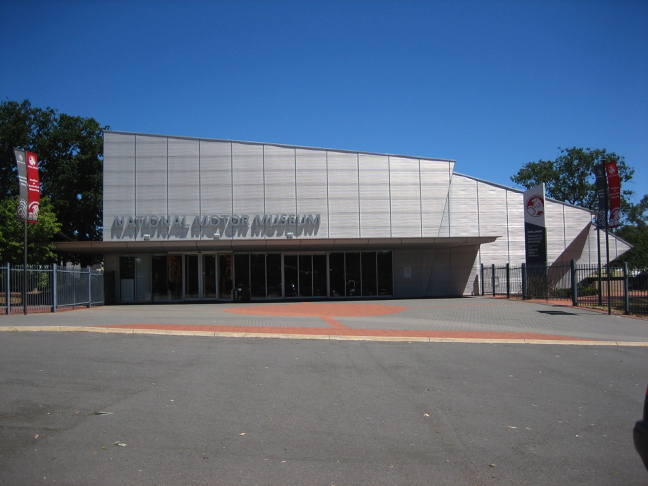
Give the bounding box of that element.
[613,194,648,271]
[510,147,635,213]
[0,196,61,264]
[0,100,108,265]
[577,286,599,297]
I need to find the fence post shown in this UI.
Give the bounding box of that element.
[570,259,578,307]
[4,262,9,315]
[87,267,92,308]
[480,264,484,296]
[623,262,630,315]
[506,263,510,299]
[521,263,527,300]
[490,264,495,296]
[52,263,57,313]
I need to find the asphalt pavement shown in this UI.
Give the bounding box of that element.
[1,297,647,485]
[0,332,646,485]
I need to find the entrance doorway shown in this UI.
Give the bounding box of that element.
[117,251,392,303]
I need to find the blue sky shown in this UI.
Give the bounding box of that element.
[2,0,646,203]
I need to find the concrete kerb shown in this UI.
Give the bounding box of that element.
[1,326,647,346]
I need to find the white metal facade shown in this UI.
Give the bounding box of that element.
[101,131,630,298]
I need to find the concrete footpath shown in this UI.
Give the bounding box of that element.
[1,296,646,346]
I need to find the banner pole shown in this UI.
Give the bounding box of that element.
[604,180,611,315]
[23,219,27,315]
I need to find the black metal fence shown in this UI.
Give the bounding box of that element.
[481,261,648,316]
[0,263,104,314]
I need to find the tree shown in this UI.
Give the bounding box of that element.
[511,147,635,216]
[614,194,648,271]
[0,100,109,264]
[0,196,61,264]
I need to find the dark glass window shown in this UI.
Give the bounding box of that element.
[345,252,360,297]
[299,254,313,297]
[185,255,199,299]
[266,253,282,298]
[361,252,377,296]
[312,255,327,297]
[377,251,393,295]
[234,253,250,291]
[203,255,217,299]
[284,255,298,297]
[250,253,266,298]
[329,253,345,297]
[218,254,233,299]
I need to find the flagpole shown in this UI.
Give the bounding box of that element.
[23,218,27,315]
[604,173,611,315]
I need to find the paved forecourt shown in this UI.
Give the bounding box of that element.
[0,297,646,346]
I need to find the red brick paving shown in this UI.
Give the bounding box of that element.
[97,302,590,341]
[223,302,408,317]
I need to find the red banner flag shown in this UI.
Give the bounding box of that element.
[26,151,40,223]
[605,160,621,228]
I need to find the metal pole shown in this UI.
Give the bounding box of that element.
[604,182,611,315]
[521,263,527,300]
[52,263,57,313]
[506,263,510,299]
[570,259,578,307]
[597,227,602,305]
[480,264,484,296]
[23,219,27,315]
[623,262,630,315]
[491,264,496,297]
[4,262,10,315]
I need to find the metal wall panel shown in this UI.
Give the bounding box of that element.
[358,153,390,237]
[199,140,232,239]
[232,143,264,238]
[420,159,453,237]
[476,182,509,264]
[327,151,359,237]
[103,132,135,240]
[295,148,328,238]
[447,175,479,236]
[135,135,168,240]
[505,191,526,264]
[264,145,297,235]
[544,200,567,263]
[390,156,421,237]
[168,138,199,240]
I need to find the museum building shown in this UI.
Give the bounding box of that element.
[55,131,631,303]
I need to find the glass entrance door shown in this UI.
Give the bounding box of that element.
[219,254,233,300]
[152,255,184,301]
[185,255,199,299]
[284,254,328,298]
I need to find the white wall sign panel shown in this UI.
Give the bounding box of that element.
[232,142,264,238]
[296,148,328,238]
[544,200,568,263]
[134,135,169,240]
[448,175,479,237]
[504,191,525,264]
[420,159,453,237]
[327,151,359,237]
[103,132,135,239]
[475,182,509,264]
[264,145,297,235]
[389,156,421,237]
[199,140,232,238]
[358,153,390,238]
[168,138,200,240]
